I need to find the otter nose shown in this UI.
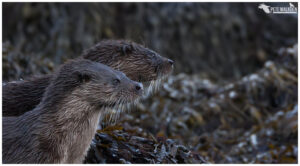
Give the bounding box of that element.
[135,83,143,92]
[167,59,174,66]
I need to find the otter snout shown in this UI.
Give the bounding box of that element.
[160,58,174,75]
[167,59,174,66]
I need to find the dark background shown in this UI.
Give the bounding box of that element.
[2,3,297,82]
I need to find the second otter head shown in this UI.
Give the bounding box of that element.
[45,59,143,108]
[81,40,174,84]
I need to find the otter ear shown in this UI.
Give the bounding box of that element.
[75,71,91,83]
[120,44,133,56]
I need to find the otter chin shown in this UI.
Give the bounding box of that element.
[98,82,143,109]
[2,59,143,164]
[143,59,174,96]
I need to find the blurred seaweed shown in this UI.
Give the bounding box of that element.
[2,2,298,164]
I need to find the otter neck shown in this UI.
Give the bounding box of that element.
[32,92,103,163]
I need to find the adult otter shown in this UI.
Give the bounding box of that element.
[3,59,143,163]
[3,40,173,117]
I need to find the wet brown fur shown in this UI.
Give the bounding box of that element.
[3,40,173,117]
[2,59,143,163]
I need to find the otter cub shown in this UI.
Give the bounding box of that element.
[3,40,173,117]
[2,59,143,164]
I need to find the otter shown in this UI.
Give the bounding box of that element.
[2,59,143,163]
[3,40,173,117]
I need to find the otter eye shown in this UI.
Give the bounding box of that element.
[113,78,121,85]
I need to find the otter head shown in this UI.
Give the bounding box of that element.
[81,40,174,93]
[44,59,143,109]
